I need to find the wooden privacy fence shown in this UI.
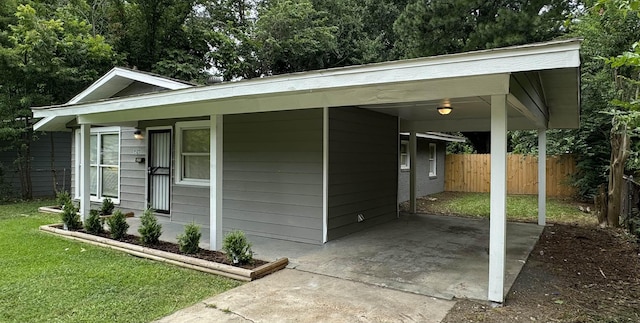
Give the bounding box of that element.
[445,154,577,197]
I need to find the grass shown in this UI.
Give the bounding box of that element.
[411,192,597,225]
[0,199,242,323]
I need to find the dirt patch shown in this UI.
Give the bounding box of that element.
[81,230,267,269]
[442,224,640,323]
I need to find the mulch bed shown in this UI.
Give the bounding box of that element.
[79,230,267,270]
[442,224,640,322]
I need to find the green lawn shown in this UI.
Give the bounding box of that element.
[0,200,241,323]
[410,192,597,225]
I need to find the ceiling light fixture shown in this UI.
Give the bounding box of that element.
[437,100,453,115]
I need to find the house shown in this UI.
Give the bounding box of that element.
[32,39,581,303]
[0,132,71,198]
[398,132,465,203]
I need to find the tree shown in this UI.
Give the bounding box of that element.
[255,0,338,74]
[392,0,575,153]
[0,3,115,199]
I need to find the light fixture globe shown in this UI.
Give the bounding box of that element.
[437,100,453,115]
[134,129,144,140]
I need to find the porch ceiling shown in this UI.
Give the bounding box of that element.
[32,39,581,132]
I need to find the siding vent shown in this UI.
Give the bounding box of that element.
[357,214,365,222]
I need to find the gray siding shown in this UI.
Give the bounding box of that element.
[397,139,446,203]
[223,110,323,244]
[0,132,71,198]
[119,128,146,213]
[327,107,398,241]
[113,82,167,98]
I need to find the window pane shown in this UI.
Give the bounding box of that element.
[90,166,97,196]
[90,135,97,164]
[401,154,408,167]
[183,129,210,153]
[102,167,119,198]
[101,134,119,165]
[184,155,210,179]
[400,143,407,154]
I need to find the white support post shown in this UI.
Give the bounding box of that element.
[409,131,417,214]
[210,115,223,250]
[322,107,329,243]
[80,124,91,222]
[538,129,547,226]
[488,95,508,303]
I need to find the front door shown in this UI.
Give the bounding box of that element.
[148,129,171,214]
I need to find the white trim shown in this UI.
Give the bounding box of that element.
[409,132,417,214]
[400,140,410,170]
[74,129,81,199]
[428,143,437,177]
[67,67,192,105]
[33,40,581,121]
[488,94,508,303]
[322,107,329,243]
[80,124,91,221]
[175,120,210,186]
[75,126,121,204]
[400,132,466,143]
[538,129,547,226]
[209,115,223,250]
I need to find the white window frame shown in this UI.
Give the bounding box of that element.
[400,140,410,170]
[175,120,210,186]
[74,126,121,203]
[429,143,437,177]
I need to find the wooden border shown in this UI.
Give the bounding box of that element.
[39,224,288,282]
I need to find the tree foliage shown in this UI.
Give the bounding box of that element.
[0,2,114,198]
[393,0,573,59]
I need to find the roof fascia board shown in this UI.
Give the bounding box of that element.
[399,132,466,142]
[35,39,580,119]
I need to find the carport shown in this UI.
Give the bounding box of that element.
[34,38,581,304]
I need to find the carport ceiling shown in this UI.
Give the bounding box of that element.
[363,68,580,132]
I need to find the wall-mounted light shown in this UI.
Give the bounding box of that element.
[134,129,144,140]
[437,99,453,115]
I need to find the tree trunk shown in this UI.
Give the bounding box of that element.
[606,128,630,227]
[595,183,608,226]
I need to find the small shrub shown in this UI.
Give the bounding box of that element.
[222,230,253,265]
[55,191,72,208]
[107,210,129,240]
[61,202,82,230]
[138,208,162,245]
[100,197,115,216]
[84,209,104,234]
[177,223,201,254]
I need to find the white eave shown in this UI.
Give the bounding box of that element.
[67,67,193,104]
[32,39,581,132]
[400,132,466,143]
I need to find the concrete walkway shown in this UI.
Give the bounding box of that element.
[154,269,455,323]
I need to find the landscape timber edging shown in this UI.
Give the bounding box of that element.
[39,224,288,282]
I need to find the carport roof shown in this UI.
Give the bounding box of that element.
[33,38,581,132]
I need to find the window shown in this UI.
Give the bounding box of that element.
[400,140,410,170]
[75,127,120,202]
[429,143,437,177]
[175,121,210,186]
